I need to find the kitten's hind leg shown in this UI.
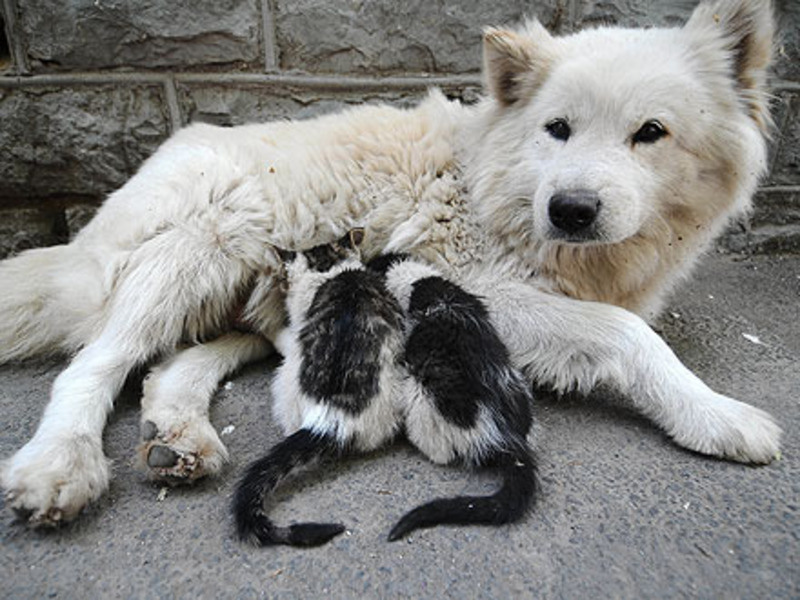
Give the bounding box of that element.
[232,428,346,547]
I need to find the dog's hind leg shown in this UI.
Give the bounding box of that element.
[137,332,272,482]
[1,226,258,525]
[477,279,782,465]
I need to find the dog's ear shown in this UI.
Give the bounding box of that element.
[684,0,774,131]
[483,20,554,107]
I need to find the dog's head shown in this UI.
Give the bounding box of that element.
[470,0,773,253]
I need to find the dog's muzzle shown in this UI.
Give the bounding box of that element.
[548,190,601,239]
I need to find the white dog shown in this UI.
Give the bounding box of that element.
[0,0,781,526]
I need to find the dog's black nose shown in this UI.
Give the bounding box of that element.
[548,190,601,234]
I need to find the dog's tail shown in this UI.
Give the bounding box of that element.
[232,428,346,547]
[388,440,538,542]
[0,244,103,363]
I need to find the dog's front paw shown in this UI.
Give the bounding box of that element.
[137,417,228,483]
[671,394,782,464]
[1,434,110,526]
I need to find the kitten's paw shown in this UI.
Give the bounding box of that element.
[2,434,110,526]
[137,417,228,482]
[671,395,782,464]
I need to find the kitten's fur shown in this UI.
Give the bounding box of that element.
[233,229,405,547]
[233,233,538,546]
[377,253,538,542]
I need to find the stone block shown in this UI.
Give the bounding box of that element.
[574,0,693,27]
[752,190,800,228]
[721,190,800,254]
[1,12,12,74]
[774,0,800,81]
[18,0,262,71]
[0,208,65,258]
[747,224,800,254]
[175,83,477,127]
[0,85,170,200]
[65,204,100,239]
[767,92,800,186]
[273,0,568,75]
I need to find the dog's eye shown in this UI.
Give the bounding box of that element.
[545,118,571,142]
[633,120,668,144]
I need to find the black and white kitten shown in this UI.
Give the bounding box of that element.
[373,254,538,541]
[233,229,406,547]
[233,233,538,547]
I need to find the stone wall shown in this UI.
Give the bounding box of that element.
[1,0,798,256]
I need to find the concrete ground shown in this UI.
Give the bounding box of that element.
[1,252,798,599]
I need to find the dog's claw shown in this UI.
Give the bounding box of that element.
[11,505,33,522]
[30,507,64,527]
[10,502,62,527]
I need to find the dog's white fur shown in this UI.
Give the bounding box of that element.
[0,0,781,526]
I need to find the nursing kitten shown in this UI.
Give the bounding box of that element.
[232,234,538,547]
[373,254,538,541]
[233,228,406,546]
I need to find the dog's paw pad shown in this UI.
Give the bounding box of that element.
[137,419,227,483]
[146,445,180,468]
[140,440,201,482]
[146,447,200,482]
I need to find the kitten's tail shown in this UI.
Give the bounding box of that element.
[387,441,538,541]
[232,428,345,547]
